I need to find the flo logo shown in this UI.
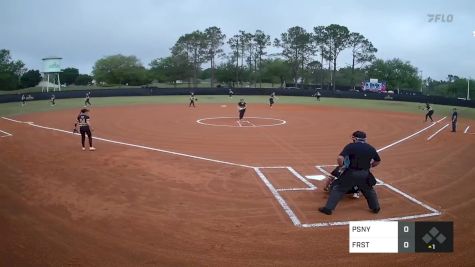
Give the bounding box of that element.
[427,14,454,23]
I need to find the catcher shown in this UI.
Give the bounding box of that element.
[323,165,377,199]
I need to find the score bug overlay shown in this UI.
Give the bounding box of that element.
[349,221,453,253]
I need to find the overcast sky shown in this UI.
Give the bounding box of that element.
[1,0,474,80]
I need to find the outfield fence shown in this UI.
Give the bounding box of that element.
[0,87,474,108]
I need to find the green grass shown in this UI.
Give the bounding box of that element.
[0,95,474,120]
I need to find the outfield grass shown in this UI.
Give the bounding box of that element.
[0,95,474,120]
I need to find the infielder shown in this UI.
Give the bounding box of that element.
[74,108,96,151]
[189,92,197,107]
[237,99,247,120]
[269,93,275,107]
[451,108,458,132]
[424,103,434,122]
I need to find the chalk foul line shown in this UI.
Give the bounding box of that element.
[1,115,446,227]
[1,117,254,169]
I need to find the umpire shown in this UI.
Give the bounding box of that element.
[319,131,381,215]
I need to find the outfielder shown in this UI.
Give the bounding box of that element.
[50,94,56,106]
[85,92,92,106]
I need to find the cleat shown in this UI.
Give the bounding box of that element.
[89,147,96,151]
[352,192,360,199]
[82,147,86,151]
[372,207,381,214]
[318,207,332,215]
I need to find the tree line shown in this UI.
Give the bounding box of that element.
[1,24,473,98]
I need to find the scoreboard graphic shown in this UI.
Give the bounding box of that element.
[349,221,453,253]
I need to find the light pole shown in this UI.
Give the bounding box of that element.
[419,71,423,94]
[468,77,471,100]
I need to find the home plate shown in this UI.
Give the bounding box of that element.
[306,175,327,181]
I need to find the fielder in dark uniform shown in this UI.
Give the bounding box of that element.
[50,94,56,106]
[21,94,26,106]
[269,93,275,107]
[319,131,381,215]
[85,92,91,106]
[229,89,234,98]
[451,108,458,132]
[238,99,247,120]
[424,103,434,122]
[74,108,96,151]
[189,93,197,107]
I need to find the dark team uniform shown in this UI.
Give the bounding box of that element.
[85,92,91,106]
[189,94,196,107]
[21,95,26,105]
[229,89,234,98]
[316,91,321,101]
[451,109,458,132]
[238,100,246,120]
[269,95,275,107]
[50,94,55,106]
[77,112,93,150]
[320,133,381,215]
[425,104,434,122]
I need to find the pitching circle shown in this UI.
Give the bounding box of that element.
[196,117,286,127]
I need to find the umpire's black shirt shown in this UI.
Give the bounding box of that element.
[340,142,380,170]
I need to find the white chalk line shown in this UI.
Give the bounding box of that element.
[258,166,317,192]
[236,120,242,127]
[427,123,450,141]
[197,116,286,128]
[257,164,441,228]
[464,126,470,134]
[0,129,13,137]
[286,167,317,190]
[1,117,255,169]
[242,120,256,127]
[301,212,441,228]
[254,168,301,226]
[377,116,446,152]
[1,115,445,227]
[309,163,442,227]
